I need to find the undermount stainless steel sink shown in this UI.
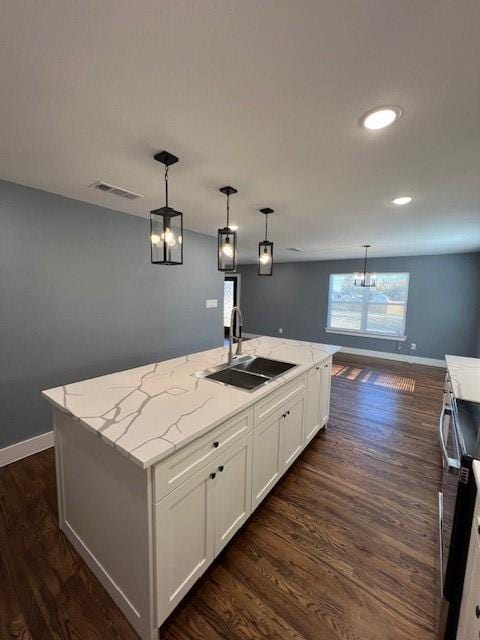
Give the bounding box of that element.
[193,355,298,392]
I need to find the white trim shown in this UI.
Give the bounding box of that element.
[339,346,445,368]
[325,328,407,342]
[0,430,54,468]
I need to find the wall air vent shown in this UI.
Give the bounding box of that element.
[91,181,144,200]
[286,247,303,252]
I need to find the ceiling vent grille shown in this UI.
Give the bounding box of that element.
[286,247,303,252]
[91,181,143,200]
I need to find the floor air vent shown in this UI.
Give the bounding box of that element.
[91,181,144,200]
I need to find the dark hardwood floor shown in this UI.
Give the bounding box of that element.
[0,354,445,640]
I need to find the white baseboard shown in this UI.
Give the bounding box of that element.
[339,346,445,368]
[0,431,54,468]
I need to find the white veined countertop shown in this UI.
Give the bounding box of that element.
[445,355,480,403]
[43,336,340,469]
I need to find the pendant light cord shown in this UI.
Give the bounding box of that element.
[226,192,230,229]
[164,165,169,207]
[363,244,368,282]
[264,213,268,241]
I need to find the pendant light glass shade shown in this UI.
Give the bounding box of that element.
[150,151,183,265]
[354,244,376,287]
[258,208,274,276]
[218,186,238,272]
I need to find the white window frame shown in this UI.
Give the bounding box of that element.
[325,272,409,341]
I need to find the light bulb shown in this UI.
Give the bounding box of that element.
[260,251,271,265]
[151,233,161,245]
[222,240,233,258]
[162,227,176,247]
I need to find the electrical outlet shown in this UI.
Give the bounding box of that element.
[410,343,416,351]
[278,328,283,335]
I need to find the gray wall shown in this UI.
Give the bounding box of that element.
[239,253,480,361]
[0,180,224,449]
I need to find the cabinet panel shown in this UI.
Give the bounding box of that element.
[281,395,305,469]
[252,414,282,509]
[214,433,253,554]
[319,357,332,427]
[155,463,215,621]
[305,365,322,444]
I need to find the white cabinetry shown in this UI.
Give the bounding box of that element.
[305,357,332,444]
[281,395,305,469]
[319,357,332,427]
[251,389,307,510]
[252,413,282,508]
[155,459,215,621]
[155,432,253,621]
[214,433,253,554]
[53,355,334,640]
[458,497,480,639]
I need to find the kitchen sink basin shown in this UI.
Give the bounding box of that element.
[193,355,298,392]
[232,356,296,378]
[205,367,270,391]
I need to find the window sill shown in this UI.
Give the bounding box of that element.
[325,328,407,342]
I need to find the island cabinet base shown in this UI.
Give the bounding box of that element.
[52,356,332,640]
[54,409,158,640]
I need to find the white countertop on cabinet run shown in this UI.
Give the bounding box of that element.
[43,337,340,469]
[445,355,480,403]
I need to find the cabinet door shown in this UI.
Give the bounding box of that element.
[155,463,215,622]
[305,365,322,444]
[214,433,253,554]
[252,414,282,509]
[319,357,332,427]
[458,538,480,640]
[281,395,305,469]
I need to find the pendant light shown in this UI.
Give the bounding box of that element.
[218,186,238,271]
[150,151,183,265]
[258,208,274,276]
[354,244,377,287]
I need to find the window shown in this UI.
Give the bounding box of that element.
[326,272,409,339]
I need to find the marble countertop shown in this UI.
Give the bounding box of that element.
[445,355,480,403]
[43,336,340,469]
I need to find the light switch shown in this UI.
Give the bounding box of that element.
[206,299,218,309]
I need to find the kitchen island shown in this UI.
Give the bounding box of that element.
[43,336,339,640]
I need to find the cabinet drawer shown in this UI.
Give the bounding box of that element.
[254,374,306,426]
[153,407,253,502]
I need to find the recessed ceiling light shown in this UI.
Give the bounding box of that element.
[361,106,402,130]
[391,195,413,205]
[229,224,238,231]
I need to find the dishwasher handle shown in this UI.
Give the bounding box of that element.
[439,407,450,469]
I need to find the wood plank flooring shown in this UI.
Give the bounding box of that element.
[0,354,445,639]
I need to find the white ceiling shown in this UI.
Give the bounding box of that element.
[1,0,480,263]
